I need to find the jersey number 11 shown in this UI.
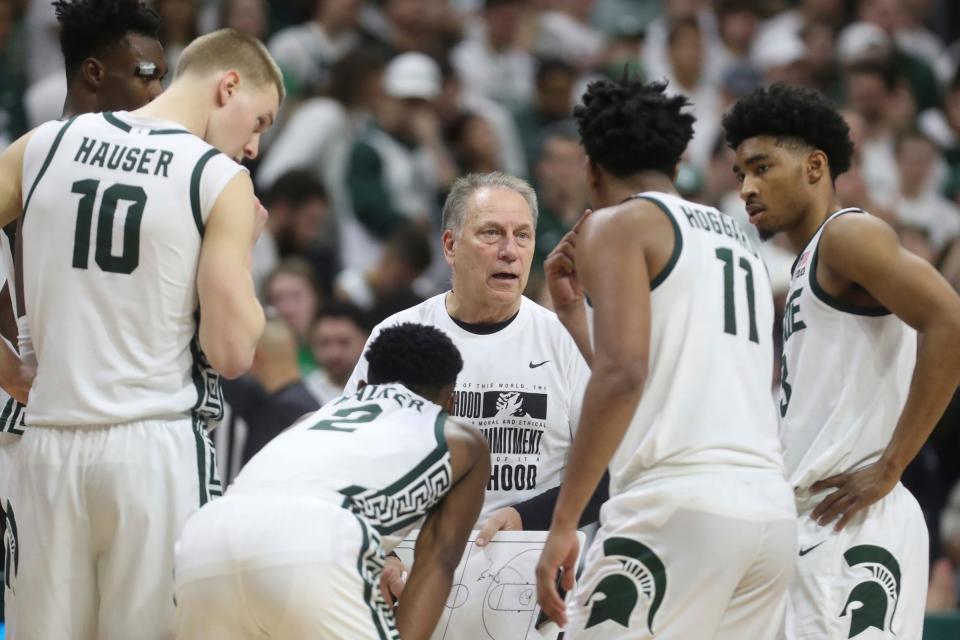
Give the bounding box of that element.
[715,247,758,343]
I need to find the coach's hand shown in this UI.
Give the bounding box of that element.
[476,507,522,547]
[810,459,899,531]
[380,555,407,606]
[536,525,578,627]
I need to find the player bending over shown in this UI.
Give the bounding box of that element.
[174,322,489,639]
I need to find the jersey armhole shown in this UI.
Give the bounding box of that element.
[633,195,683,291]
[810,210,892,317]
[22,116,79,219]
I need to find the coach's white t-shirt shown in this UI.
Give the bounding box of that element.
[345,294,589,521]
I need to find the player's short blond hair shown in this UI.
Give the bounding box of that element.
[176,28,285,103]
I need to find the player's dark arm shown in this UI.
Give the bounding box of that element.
[811,214,960,530]
[0,131,34,402]
[0,284,17,345]
[395,421,489,640]
[196,172,265,379]
[537,205,656,624]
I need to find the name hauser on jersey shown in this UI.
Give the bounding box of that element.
[74,135,174,177]
[451,385,548,493]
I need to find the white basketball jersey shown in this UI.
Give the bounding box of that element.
[590,192,785,496]
[345,294,590,521]
[20,112,243,425]
[232,383,453,538]
[779,208,916,491]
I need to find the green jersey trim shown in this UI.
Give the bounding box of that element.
[809,211,891,317]
[339,409,452,535]
[22,116,79,218]
[102,112,131,132]
[189,148,221,237]
[102,112,189,135]
[352,512,398,640]
[634,195,683,291]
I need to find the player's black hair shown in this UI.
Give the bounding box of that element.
[722,83,854,181]
[574,77,695,178]
[54,0,161,79]
[365,323,463,401]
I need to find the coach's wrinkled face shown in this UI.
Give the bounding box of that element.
[733,135,819,240]
[444,187,535,309]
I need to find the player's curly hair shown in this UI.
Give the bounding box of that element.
[722,83,854,181]
[366,323,463,399]
[54,0,161,78]
[573,77,695,178]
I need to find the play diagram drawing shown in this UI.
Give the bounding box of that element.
[394,530,585,640]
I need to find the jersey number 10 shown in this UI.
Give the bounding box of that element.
[715,247,759,343]
[71,179,146,274]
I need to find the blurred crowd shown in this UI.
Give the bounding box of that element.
[1,0,959,614]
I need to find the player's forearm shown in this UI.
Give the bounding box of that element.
[199,277,265,379]
[394,554,458,640]
[556,301,593,366]
[551,359,644,529]
[881,321,960,475]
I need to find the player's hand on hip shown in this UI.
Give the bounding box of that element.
[810,459,899,531]
[476,507,522,547]
[380,555,408,606]
[545,210,591,312]
[536,525,579,627]
[0,345,31,404]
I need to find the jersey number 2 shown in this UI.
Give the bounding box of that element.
[71,179,145,274]
[715,247,758,343]
[309,404,383,433]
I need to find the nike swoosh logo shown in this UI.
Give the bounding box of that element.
[799,541,826,557]
[529,360,550,368]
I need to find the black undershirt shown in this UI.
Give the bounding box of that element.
[448,309,520,335]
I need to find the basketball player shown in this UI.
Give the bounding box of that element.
[0,29,282,638]
[536,77,797,638]
[724,84,960,638]
[175,322,489,639]
[0,0,168,505]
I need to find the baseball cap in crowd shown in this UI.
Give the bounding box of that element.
[383,52,442,100]
[837,22,892,64]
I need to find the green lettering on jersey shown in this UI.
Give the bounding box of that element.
[783,288,806,343]
[70,179,146,274]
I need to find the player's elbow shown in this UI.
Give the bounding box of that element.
[204,344,256,380]
[592,353,648,397]
[200,322,262,379]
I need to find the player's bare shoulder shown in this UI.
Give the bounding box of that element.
[443,417,489,475]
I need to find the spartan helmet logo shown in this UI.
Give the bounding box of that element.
[840,545,901,638]
[584,537,666,633]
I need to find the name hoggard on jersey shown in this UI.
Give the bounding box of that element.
[450,380,548,493]
[677,204,757,258]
